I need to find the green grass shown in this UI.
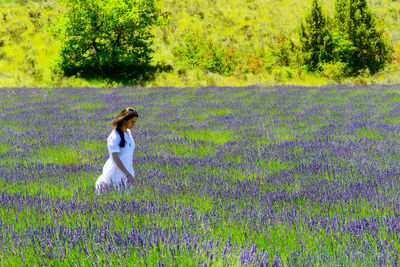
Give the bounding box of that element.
[173,128,237,144]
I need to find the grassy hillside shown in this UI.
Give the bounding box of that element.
[0,0,399,87]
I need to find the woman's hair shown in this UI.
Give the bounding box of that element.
[112,108,139,148]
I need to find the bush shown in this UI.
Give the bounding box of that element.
[245,54,263,74]
[334,0,392,75]
[299,0,330,71]
[320,61,347,83]
[174,35,240,75]
[321,32,355,74]
[299,0,392,76]
[271,34,295,67]
[54,0,160,83]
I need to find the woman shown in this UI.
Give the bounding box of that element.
[96,108,138,193]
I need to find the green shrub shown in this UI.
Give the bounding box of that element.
[299,0,330,71]
[271,34,295,67]
[274,67,295,83]
[320,61,347,83]
[0,38,4,60]
[332,0,392,75]
[245,54,263,74]
[6,21,28,42]
[53,0,160,83]
[321,31,355,74]
[299,0,392,76]
[174,35,241,76]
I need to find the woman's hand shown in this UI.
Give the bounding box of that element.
[126,173,135,184]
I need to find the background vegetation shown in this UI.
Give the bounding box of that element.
[0,0,399,87]
[54,0,160,84]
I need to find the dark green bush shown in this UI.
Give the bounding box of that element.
[336,0,393,75]
[299,0,330,71]
[299,0,392,76]
[54,0,160,83]
[319,32,356,75]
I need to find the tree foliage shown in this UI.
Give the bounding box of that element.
[341,0,392,74]
[174,35,240,76]
[299,0,331,71]
[55,0,160,82]
[299,0,392,76]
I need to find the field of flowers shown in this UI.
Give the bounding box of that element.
[1,84,400,266]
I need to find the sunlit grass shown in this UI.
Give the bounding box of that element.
[1,0,400,87]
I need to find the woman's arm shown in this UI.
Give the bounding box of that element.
[111,152,134,181]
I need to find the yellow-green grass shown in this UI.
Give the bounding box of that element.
[0,0,400,87]
[0,143,10,153]
[156,141,217,158]
[172,128,237,145]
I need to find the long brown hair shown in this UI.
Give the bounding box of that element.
[112,108,138,148]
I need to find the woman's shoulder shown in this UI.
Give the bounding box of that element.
[127,129,134,137]
[107,129,120,140]
[109,129,118,135]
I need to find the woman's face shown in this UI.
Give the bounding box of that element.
[124,117,138,129]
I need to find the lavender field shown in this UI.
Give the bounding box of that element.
[2,85,400,266]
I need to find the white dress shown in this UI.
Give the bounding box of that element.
[95,129,135,193]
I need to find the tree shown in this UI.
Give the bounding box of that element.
[333,0,392,74]
[299,0,331,71]
[334,0,348,33]
[54,0,160,82]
